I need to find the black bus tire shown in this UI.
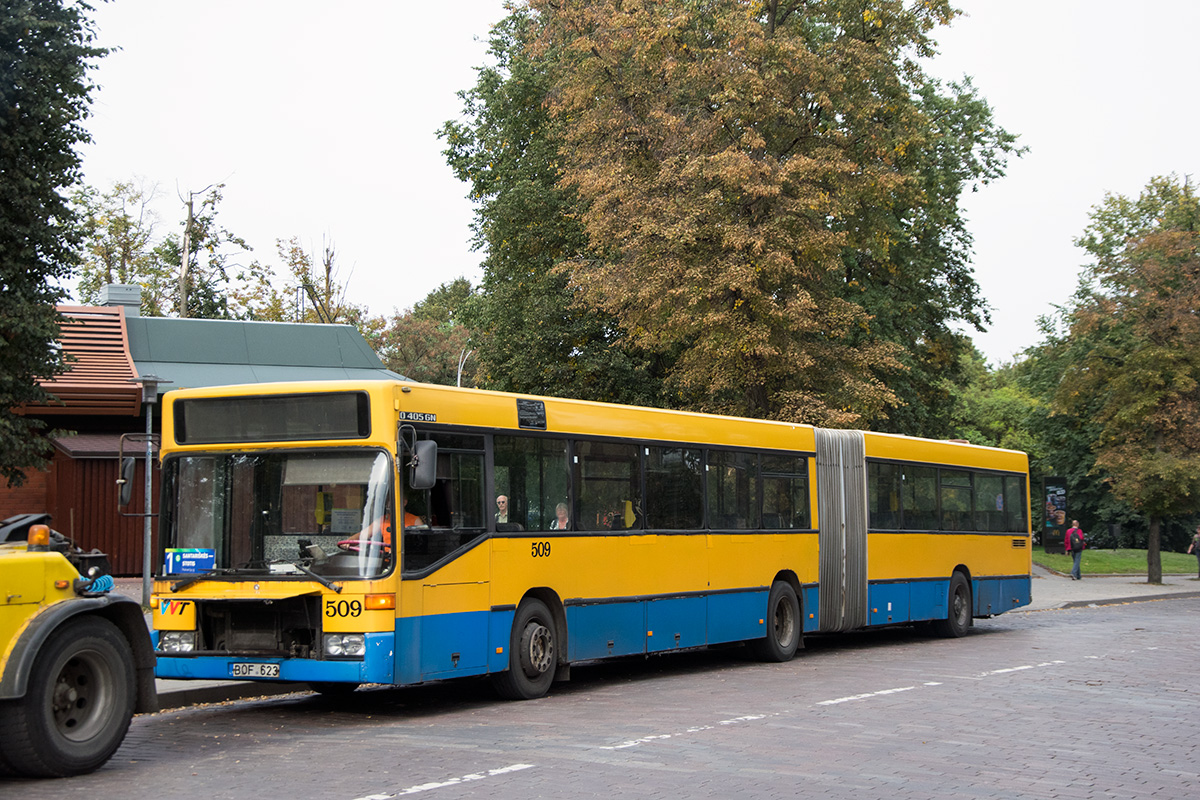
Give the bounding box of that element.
[932,572,972,638]
[491,598,557,700]
[0,615,136,777]
[747,581,801,662]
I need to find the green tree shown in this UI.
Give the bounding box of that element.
[0,0,104,485]
[412,277,473,325]
[858,79,1021,437]
[73,178,170,313]
[232,236,375,331]
[72,181,261,319]
[441,8,665,406]
[367,280,477,386]
[1053,175,1200,582]
[171,185,253,319]
[466,0,1017,426]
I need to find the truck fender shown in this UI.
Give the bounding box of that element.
[0,594,159,713]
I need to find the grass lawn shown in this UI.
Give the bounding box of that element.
[1032,548,1200,576]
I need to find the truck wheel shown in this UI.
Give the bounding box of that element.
[0,616,136,777]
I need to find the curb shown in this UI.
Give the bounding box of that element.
[1059,590,1200,610]
[156,682,309,711]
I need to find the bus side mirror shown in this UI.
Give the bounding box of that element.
[409,440,437,491]
[117,457,136,507]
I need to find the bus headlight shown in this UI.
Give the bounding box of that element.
[160,631,197,653]
[323,633,366,657]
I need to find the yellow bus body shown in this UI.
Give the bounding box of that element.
[152,380,1031,690]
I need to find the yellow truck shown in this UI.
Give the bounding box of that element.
[0,517,157,778]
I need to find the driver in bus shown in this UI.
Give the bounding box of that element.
[402,496,425,528]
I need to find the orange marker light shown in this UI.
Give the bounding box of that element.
[364,594,395,610]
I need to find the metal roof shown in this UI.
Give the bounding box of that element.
[34,306,141,415]
[123,316,402,396]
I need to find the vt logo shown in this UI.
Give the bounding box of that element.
[160,599,192,615]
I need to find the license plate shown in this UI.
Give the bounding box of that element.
[230,662,280,678]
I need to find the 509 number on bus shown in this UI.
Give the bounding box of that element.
[531,541,551,558]
[325,598,363,617]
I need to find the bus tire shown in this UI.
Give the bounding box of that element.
[747,581,801,662]
[0,616,136,777]
[492,598,557,700]
[932,572,972,638]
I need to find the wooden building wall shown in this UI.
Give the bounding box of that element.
[47,451,160,577]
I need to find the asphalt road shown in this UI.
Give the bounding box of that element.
[5,595,1198,800]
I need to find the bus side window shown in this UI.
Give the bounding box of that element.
[575,440,642,532]
[868,461,902,530]
[645,446,702,529]
[901,466,938,531]
[761,454,808,530]
[494,435,570,532]
[402,433,486,573]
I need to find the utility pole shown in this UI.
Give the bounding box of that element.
[179,192,193,317]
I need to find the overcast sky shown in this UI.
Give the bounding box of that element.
[78,1,1200,366]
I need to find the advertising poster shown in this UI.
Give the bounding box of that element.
[1043,478,1068,553]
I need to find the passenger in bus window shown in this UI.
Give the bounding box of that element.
[550,502,570,530]
[496,494,524,531]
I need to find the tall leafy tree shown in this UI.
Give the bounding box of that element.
[73,181,270,319]
[171,185,253,319]
[463,0,1018,426]
[856,79,1021,437]
[441,8,665,407]
[1053,176,1200,582]
[72,178,169,313]
[0,0,104,485]
[366,280,477,386]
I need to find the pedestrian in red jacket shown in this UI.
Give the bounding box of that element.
[1065,521,1085,580]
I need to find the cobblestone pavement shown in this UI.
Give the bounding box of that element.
[6,596,1198,799]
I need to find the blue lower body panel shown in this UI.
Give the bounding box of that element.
[396,610,495,684]
[155,577,1032,687]
[804,575,1032,630]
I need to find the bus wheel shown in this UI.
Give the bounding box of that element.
[932,572,972,638]
[748,581,801,662]
[492,598,557,700]
[0,616,136,778]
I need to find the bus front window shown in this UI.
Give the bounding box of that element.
[164,450,394,579]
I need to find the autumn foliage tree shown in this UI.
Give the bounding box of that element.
[442,9,665,405]
[470,0,1014,426]
[370,279,477,386]
[1053,176,1200,583]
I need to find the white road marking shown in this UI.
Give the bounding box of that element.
[816,686,916,705]
[978,665,1035,676]
[597,657,1080,753]
[352,764,534,799]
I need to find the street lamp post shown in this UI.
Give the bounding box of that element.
[130,375,166,606]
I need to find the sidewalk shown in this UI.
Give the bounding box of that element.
[1023,562,1200,611]
[119,569,1200,711]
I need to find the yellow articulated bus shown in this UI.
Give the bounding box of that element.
[151,380,1031,699]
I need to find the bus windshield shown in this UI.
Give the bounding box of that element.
[162,449,394,580]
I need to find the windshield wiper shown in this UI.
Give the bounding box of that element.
[169,568,243,593]
[293,562,342,593]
